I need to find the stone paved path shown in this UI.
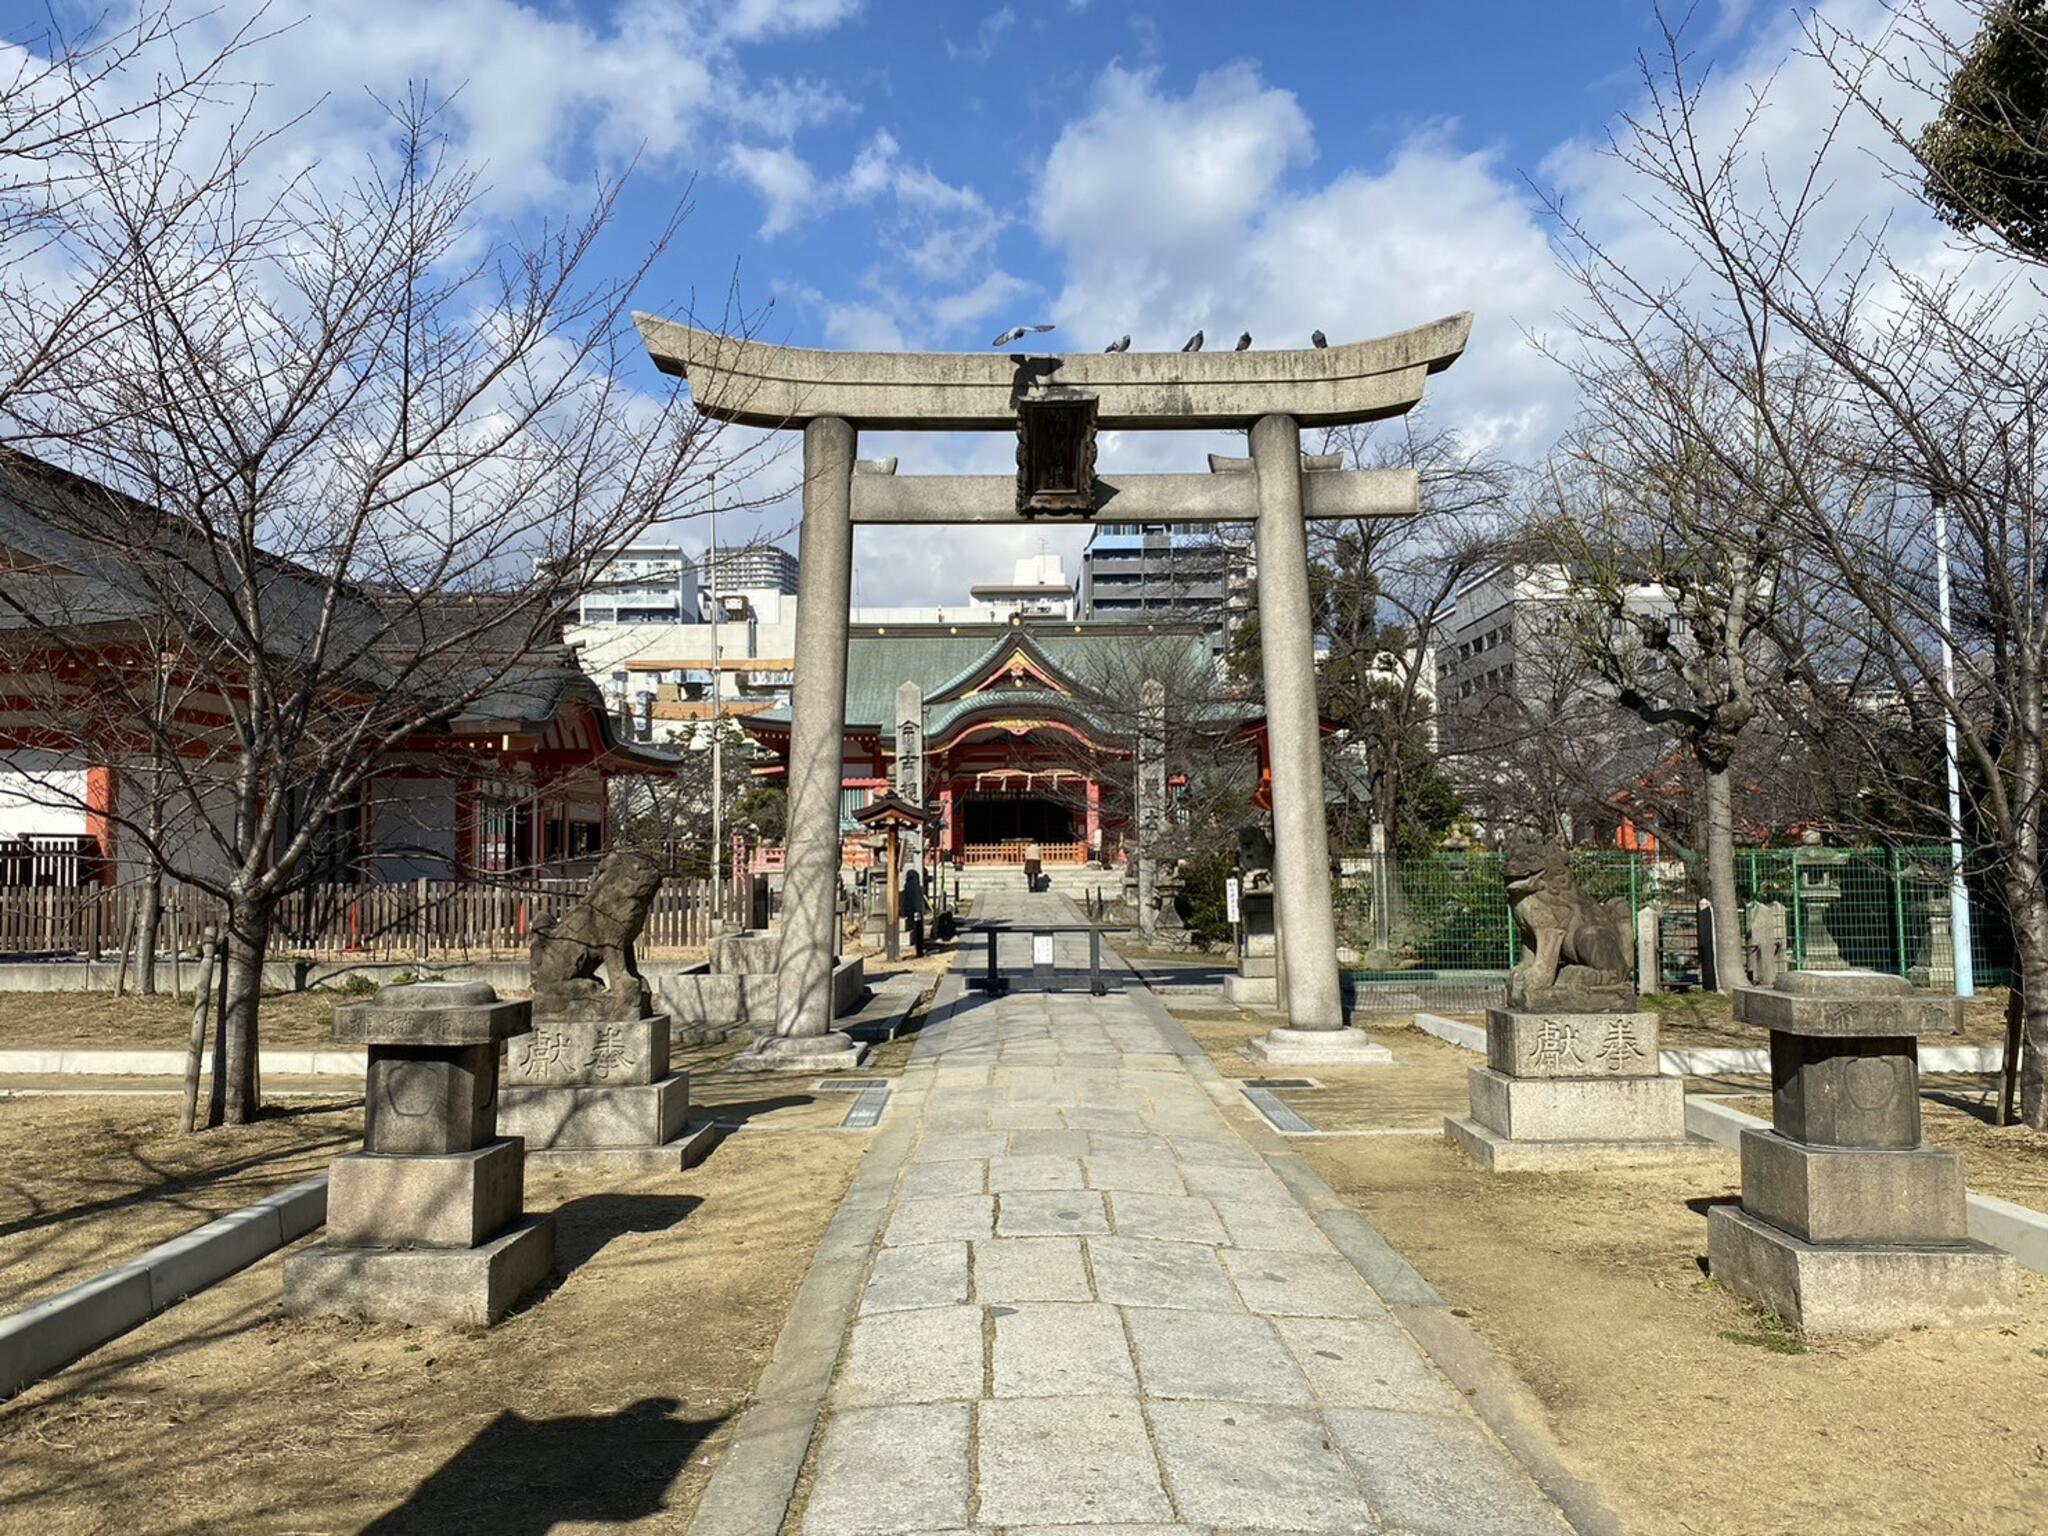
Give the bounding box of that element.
[796,891,1573,1536]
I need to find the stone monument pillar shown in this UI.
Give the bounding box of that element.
[497,850,717,1167]
[1708,970,2016,1334]
[284,982,554,1327]
[1135,678,1164,937]
[769,416,862,1066]
[1447,843,1710,1170]
[1745,900,1787,986]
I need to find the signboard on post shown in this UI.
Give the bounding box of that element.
[1226,876,1241,925]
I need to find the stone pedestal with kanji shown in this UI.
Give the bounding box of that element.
[284,982,554,1327]
[1708,969,2016,1334]
[496,1003,713,1171]
[1446,1006,1713,1171]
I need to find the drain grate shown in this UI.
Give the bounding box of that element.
[811,1078,885,1092]
[1247,1077,1320,1090]
[841,1084,890,1129]
[1242,1085,1315,1135]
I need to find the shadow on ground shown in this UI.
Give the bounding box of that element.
[357,1396,720,1535]
[546,1192,702,1276]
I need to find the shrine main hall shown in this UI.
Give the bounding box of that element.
[741,614,1251,868]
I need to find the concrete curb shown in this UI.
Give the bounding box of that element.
[0,1174,327,1399]
[0,1048,369,1077]
[1413,1014,2004,1076]
[684,972,960,1536]
[1685,1096,2048,1275]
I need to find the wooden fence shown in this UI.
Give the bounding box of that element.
[0,875,718,962]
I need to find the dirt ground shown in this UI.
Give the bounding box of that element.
[0,1123,867,1533]
[0,1093,362,1310]
[0,989,344,1049]
[1171,1006,2048,1536]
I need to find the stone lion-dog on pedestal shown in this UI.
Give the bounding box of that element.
[1504,841,1634,1012]
[529,849,665,1020]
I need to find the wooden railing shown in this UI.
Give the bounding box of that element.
[958,841,1087,866]
[0,875,717,961]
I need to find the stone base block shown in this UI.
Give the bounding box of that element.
[1237,954,1277,980]
[524,1120,722,1173]
[1445,1115,1722,1172]
[326,1140,523,1250]
[1222,975,1277,1007]
[1740,1129,1967,1245]
[497,1074,690,1150]
[1467,1067,1685,1143]
[363,1043,498,1155]
[504,1014,671,1087]
[283,1214,555,1328]
[1485,1009,1658,1079]
[1246,1027,1395,1066]
[1707,1204,2017,1335]
[729,1032,868,1073]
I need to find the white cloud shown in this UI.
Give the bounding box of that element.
[946,7,1017,64]
[124,0,856,216]
[726,143,820,236]
[1036,64,1569,458]
[729,128,1005,284]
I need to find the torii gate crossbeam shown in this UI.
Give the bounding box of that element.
[635,313,1473,1066]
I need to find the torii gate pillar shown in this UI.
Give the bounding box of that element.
[1250,415,1345,1032]
[762,416,862,1066]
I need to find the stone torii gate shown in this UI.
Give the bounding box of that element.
[635,312,1471,1066]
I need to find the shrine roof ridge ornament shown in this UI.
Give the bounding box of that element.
[631,312,1474,431]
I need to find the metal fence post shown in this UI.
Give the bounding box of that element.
[1789,849,1804,968]
[1889,847,1907,977]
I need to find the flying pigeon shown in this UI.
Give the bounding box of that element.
[1234,331,1252,351]
[1104,335,1131,353]
[1311,329,1328,349]
[1182,330,1204,352]
[992,324,1055,348]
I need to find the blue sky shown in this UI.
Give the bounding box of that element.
[36,0,1939,601]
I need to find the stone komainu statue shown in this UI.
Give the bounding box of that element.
[530,849,665,1020]
[1236,823,1276,892]
[1503,842,1635,1012]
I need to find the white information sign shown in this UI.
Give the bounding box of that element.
[1225,877,1241,924]
[1032,933,1055,968]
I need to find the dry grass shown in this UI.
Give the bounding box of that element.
[0,1094,361,1309]
[0,1128,867,1533]
[1174,1008,2048,1536]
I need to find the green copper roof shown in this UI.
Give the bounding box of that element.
[750,621,1227,732]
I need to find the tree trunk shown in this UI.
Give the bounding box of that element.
[218,894,272,1125]
[136,866,162,996]
[1702,766,1744,993]
[2005,867,2048,1129]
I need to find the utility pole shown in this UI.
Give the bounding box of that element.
[1934,491,1975,997]
[708,474,723,922]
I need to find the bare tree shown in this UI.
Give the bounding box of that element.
[0,91,724,1124]
[1529,336,1817,990]
[1555,9,2048,1120]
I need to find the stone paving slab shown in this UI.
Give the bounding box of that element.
[801,1402,970,1535]
[973,1237,1091,1303]
[992,1301,1137,1396]
[776,891,1571,1536]
[978,1395,1173,1526]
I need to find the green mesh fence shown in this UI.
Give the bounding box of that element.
[1335,847,2005,1014]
